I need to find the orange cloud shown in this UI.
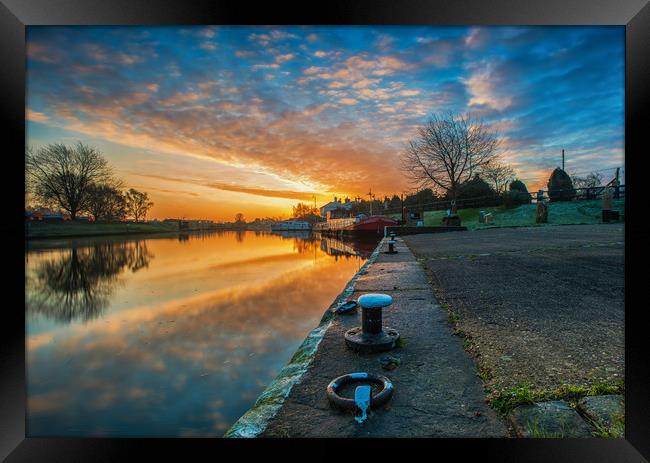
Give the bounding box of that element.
[26,109,49,123]
[207,183,323,201]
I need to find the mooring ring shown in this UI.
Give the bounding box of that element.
[326,372,394,410]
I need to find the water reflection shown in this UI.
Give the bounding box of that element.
[25,231,378,436]
[27,241,153,323]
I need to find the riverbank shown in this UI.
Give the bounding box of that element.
[423,198,624,230]
[25,221,252,239]
[227,236,508,437]
[388,198,625,231]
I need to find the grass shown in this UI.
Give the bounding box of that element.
[422,198,625,230]
[591,411,625,438]
[488,380,625,416]
[526,416,570,438]
[27,220,181,239]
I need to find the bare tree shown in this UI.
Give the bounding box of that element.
[401,112,499,200]
[85,184,126,221]
[481,160,516,194]
[571,171,603,189]
[124,188,154,222]
[26,142,113,220]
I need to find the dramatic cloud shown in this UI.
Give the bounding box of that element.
[26,26,624,219]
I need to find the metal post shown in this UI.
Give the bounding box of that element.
[362,306,383,334]
[344,294,400,353]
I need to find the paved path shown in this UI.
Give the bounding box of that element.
[403,224,624,393]
[261,237,507,437]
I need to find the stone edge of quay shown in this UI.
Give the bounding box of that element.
[224,236,388,438]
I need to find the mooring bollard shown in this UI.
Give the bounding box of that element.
[344,294,400,353]
[386,239,397,254]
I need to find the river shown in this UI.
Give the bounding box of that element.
[25,230,379,437]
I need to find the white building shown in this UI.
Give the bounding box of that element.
[319,197,354,218]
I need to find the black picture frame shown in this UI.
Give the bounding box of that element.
[2,0,648,461]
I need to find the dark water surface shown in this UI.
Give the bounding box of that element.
[25,230,378,437]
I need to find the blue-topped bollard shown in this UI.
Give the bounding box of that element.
[386,239,397,254]
[344,294,400,353]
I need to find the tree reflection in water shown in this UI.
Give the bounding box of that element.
[27,240,153,323]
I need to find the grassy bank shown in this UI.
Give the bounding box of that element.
[26,221,180,239]
[421,198,624,230]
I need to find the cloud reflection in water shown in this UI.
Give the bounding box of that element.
[26,231,374,436]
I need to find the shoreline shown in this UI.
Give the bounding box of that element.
[254,234,507,437]
[224,237,387,438]
[25,222,259,241]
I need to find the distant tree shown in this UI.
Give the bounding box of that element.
[401,112,499,200]
[547,168,575,202]
[292,202,318,218]
[234,213,245,223]
[509,179,529,193]
[452,174,497,206]
[84,184,126,221]
[571,172,603,189]
[481,161,516,194]
[26,142,114,220]
[404,188,437,207]
[389,194,401,209]
[124,188,154,222]
[502,179,532,208]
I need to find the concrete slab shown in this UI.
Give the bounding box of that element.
[509,400,594,438]
[577,394,624,428]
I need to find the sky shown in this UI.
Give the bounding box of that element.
[26,26,624,221]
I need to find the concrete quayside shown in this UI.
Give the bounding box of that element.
[227,234,507,437]
[227,224,624,438]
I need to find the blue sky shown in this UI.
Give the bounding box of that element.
[26,26,624,220]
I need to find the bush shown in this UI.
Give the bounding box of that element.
[451,175,499,207]
[509,179,529,193]
[547,168,575,202]
[502,190,531,209]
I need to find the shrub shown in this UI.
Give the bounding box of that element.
[509,179,529,193]
[452,174,499,207]
[547,168,575,202]
[502,189,531,208]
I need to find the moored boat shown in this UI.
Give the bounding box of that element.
[271,220,312,231]
[313,214,398,235]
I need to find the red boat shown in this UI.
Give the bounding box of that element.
[314,214,398,236]
[350,215,398,233]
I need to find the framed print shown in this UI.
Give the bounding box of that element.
[2,0,649,461]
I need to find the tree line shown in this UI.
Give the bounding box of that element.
[26,142,154,222]
[397,111,614,209]
[291,111,615,218]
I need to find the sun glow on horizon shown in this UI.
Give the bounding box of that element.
[26,26,624,220]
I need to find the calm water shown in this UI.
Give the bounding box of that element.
[25,230,378,437]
